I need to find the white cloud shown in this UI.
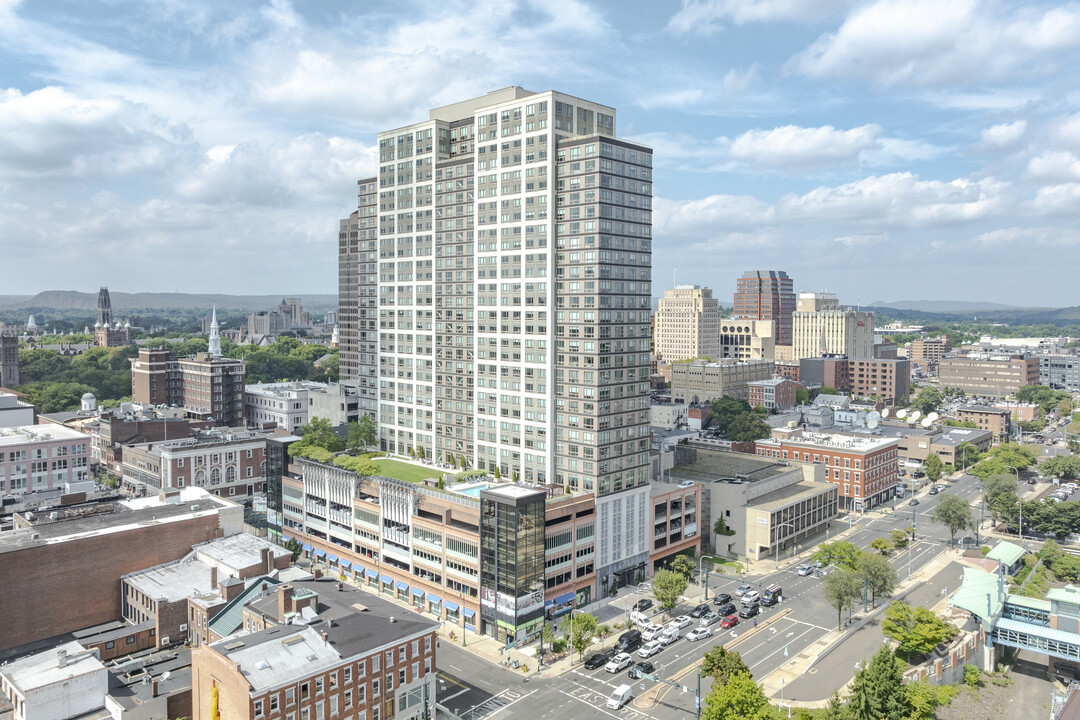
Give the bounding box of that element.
[729,123,882,167]
[1030,182,1080,215]
[667,0,848,34]
[789,0,1080,87]
[974,226,1080,247]
[981,120,1027,148]
[833,233,888,246]
[1026,150,1080,181]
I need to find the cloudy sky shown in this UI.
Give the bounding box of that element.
[2,0,1079,306]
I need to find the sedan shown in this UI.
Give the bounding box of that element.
[637,640,662,658]
[668,615,692,630]
[719,614,739,629]
[712,593,732,606]
[739,603,760,619]
[634,599,654,613]
[641,623,666,642]
[928,486,940,495]
[605,653,633,673]
[687,627,713,642]
[741,590,760,605]
[909,498,920,506]
[797,564,814,576]
[700,611,720,626]
[584,651,613,670]
[714,602,736,616]
[690,603,710,618]
[628,661,656,680]
[736,584,754,597]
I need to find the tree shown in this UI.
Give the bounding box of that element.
[881,601,958,660]
[1042,455,1080,480]
[796,387,810,405]
[294,417,344,453]
[812,540,861,570]
[911,386,942,414]
[955,441,981,469]
[354,414,377,451]
[727,412,772,442]
[923,454,943,483]
[869,537,893,556]
[700,671,773,720]
[493,464,500,478]
[285,538,303,563]
[932,494,973,546]
[822,567,863,630]
[891,529,910,549]
[670,554,696,581]
[817,386,839,397]
[970,443,1038,480]
[858,551,898,607]
[559,611,598,662]
[846,645,907,720]
[652,568,689,613]
[709,396,753,436]
[701,645,751,684]
[714,516,735,538]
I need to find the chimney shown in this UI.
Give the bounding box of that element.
[261,547,272,574]
[278,585,295,622]
[151,678,159,697]
[210,565,218,590]
[57,649,68,668]
[321,631,329,645]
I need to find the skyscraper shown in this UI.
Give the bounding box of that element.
[733,270,795,347]
[337,88,654,582]
[653,285,720,363]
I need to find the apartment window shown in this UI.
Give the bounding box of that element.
[357,660,367,677]
[247,449,254,458]
[177,458,184,467]
[286,688,296,706]
[330,696,338,716]
[411,640,419,656]
[372,679,380,697]
[301,683,310,701]
[358,685,366,703]
[330,671,338,688]
[255,699,265,718]
[372,655,380,673]
[385,650,393,666]
[316,678,324,695]
[386,673,393,691]
[424,635,432,652]
[345,690,353,709]
[301,710,310,720]
[399,646,407,663]
[399,668,406,685]
[270,695,279,711]
[411,662,419,680]
[344,666,352,684]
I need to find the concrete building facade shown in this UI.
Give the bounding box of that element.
[791,293,874,361]
[717,318,775,361]
[121,430,267,502]
[0,424,90,496]
[653,284,720,363]
[670,359,774,404]
[938,353,1041,397]
[0,392,35,428]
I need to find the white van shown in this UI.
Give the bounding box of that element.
[607,684,633,710]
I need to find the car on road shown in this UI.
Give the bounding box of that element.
[634,599,654,613]
[668,615,692,630]
[928,485,942,495]
[720,614,739,629]
[712,593,732,606]
[628,661,656,680]
[606,653,633,673]
[585,651,613,670]
[909,498,920,506]
[659,627,680,646]
[739,602,760,619]
[741,590,761,605]
[797,564,814,576]
[714,602,736,616]
[735,583,754,598]
[700,611,721,625]
[687,627,713,642]
[614,629,643,654]
[690,603,710,618]
[677,480,696,489]
[637,640,662,658]
[641,623,666,642]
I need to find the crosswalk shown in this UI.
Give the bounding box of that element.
[562,684,652,719]
[461,688,535,720]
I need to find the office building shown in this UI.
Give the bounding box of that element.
[92,287,132,348]
[791,293,874,361]
[0,424,91,495]
[121,429,268,501]
[131,348,246,426]
[0,327,19,388]
[956,405,1012,442]
[191,580,438,720]
[653,285,720,363]
[938,353,1040,397]
[756,427,899,511]
[733,270,795,346]
[718,318,775,361]
[0,487,242,653]
[909,336,951,371]
[1040,354,1080,391]
[0,641,108,720]
[335,88,654,589]
[669,359,774,404]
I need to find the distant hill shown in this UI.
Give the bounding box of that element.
[867,304,1080,326]
[1,291,338,312]
[868,299,1042,313]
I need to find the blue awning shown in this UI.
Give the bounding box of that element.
[302,543,313,552]
[366,569,379,579]
[380,574,393,584]
[339,560,352,570]
[395,581,409,591]
[283,536,294,544]
[443,600,460,612]
[545,600,554,607]
[427,594,443,605]
[411,587,425,597]
[462,608,476,618]
[327,554,339,563]
[314,549,326,558]
[553,591,576,605]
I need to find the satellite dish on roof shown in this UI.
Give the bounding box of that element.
[867,411,881,429]
[881,407,890,418]
[909,410,922,423]
[896,409,907,419]
[926,412,939,424]
[921,417,933,428]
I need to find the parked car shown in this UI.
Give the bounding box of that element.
[909,498,920,506]
[690,603,710,618]
[739,603,761,619]
[668,615,692,630]
[797,564,814,576]
[628,661,656,680]
[741,590,761,605]
[634,599,654,613]
[641,623,666,642]
[687,627,713,642]
[585,651,613,670]
[677,480,696,489]
[659,627,680,646]
[700,611,720,626]
[714,602,736,616]
[719,614,739,629]
[637,640,662,658]
[712,593,732,606]
[606,653,634,673]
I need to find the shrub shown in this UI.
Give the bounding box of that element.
[552,638,567,653]
[981,546,991,556]
[964,664,981,688]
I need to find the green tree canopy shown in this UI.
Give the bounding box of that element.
[911,386,943,414]
[812,540,861,570]
[881,601,958,659]
[1042,455,1080,480]
[970,443,1038,480]
[701,645,751,684]
[727,412,772,442]
[822,567,863,630]
[858,551,898,607]
[932,494,973,546]
[846,645,908,720]
[701,671,772,720]
[559,611,598,661]
[290,417,344,455]
[652,568,689,612]
[923,454,943,482]
[669,554,696,581]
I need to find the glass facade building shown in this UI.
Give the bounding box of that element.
[479,486,546,644]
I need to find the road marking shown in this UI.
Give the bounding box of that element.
[484,688,537,719]
[437,672,468,690]
[558,689,628,719]
[441,687,471,703]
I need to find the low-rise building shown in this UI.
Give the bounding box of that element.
[747,377,801,410]
[650,402,688,429]
[121,429,268,502]
[0,424,91,496]
[649,483,702,571]
[799,356,910,404]
[1040,354,1080,391]
[957,406,1012,442]
[994,402,1041,424]
[191,580,438,720]
[0,642,107,720]
[670,359,774,404]
[0,392,34,428]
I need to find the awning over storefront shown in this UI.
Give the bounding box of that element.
[395,580,409,591]
[411,587,425,597]
[443,600,460,612]
[366,569,379,579]
[327,554,339,564]
[302,544,313,552]
[314,549,326,558]
[553,591,575,605]
[427,594,442,605]
[462,608,476,618]
[339,560,352,570]
[381,574,394,584]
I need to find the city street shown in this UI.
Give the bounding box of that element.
[436,472,991,719]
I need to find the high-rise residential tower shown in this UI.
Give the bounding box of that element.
[337,87,654,584]
[733,270,795,347]
[653,285,720,362]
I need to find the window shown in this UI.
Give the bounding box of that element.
[424,635,432,652]
[357,660,367,677]
[255,699,265,718]
[330,696,338,716]
[411,640,419,656]
[344,666,352,683]
[399,646,407,663]
[316,678,324,695]
[386,673,393,690]
[330,671,338,688]
[345,690,353,709]
[301,682,310,701]
[358,685,366,703]
[399,668,406,685]
[105,641,114,649]
[372,679,380,697]
[286,688,296,705]
[411,662,419,680]
[270,695,279,711]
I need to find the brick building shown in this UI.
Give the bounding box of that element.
[909,336,951,371]
[121,429,268,502]
[956,405,1012,442]
[747,377,801,410]
[131,348,246,426]
[0,488,242,654]
[799,356,910,404]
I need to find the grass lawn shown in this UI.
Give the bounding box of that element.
[373,459,440,484]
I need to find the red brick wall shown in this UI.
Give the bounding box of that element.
[0,514,224,653]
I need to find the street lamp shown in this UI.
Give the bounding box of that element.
[774,521,797,570]
[1005,464,1022,541]
[697,556,711,602]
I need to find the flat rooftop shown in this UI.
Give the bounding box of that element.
[668,449,791,485]
[0,640,105,693]
[935,428,992,447]
[125,557,218,603]
[0,424,88,447]
[193,533,289,569]
[759,431,898,451]
[748,480,838,513]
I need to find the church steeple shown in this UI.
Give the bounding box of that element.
[208,306,222,358]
